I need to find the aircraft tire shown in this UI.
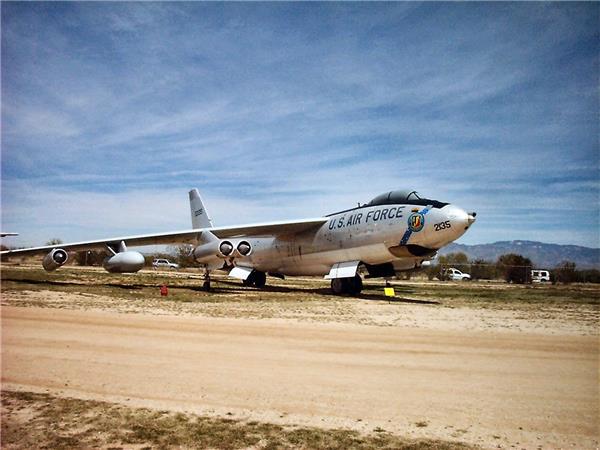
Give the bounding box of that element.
[253,271,267,288]
[331,278,346,295]
[346,275,363,296]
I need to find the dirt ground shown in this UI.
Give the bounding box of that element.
[1,266,599,449]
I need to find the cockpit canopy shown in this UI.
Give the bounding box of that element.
[367,190,448,209]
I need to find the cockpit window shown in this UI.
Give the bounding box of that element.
[367,190,448,209]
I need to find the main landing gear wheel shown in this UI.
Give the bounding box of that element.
[253,271,267,288]
[330,274,363,296]
[244,270,267,289]
[331,278,345,295]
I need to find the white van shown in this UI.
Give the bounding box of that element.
[531,270,550,283]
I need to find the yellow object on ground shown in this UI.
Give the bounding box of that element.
[384,287,395,297]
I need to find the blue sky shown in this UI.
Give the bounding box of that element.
[1,2,598,248]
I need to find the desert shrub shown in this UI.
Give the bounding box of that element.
[497,254,532,284]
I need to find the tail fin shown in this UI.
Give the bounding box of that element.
[189,189,214,229]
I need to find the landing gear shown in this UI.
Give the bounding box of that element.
[203,269,211,291]
[243,270,267,289]
[347,274,363,295]
[330,274,363,296]
[253,271,267,288]
[331,278,345,295]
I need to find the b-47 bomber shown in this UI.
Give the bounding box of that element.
[1,189,476,295]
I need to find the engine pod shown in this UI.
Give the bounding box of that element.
[103,251,145,273]
[236,240,252,256]
[219,241,234,257]
[42,248,69,271]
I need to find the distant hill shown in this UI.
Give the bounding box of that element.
[439,240,600,269]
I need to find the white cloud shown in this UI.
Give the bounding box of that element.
[1,2,598,248]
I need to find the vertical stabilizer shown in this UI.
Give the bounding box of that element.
[189,189,214,229]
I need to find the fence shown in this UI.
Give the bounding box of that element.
[421,262,600,284]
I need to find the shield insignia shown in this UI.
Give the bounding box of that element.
[408,212,425,232]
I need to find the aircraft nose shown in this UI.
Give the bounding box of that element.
[445,205,475,231]
[467,211,477,226]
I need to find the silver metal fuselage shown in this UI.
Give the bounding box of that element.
[232,203,473,276]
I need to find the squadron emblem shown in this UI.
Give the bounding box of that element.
[408,212,425,232]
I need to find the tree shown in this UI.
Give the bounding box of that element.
[46,238,63,246]
[554,261,577,284]
[75,250,108,266]
[435,252,470,281]
[425,262,442,280]
[470,259,496,280]
[0,244,8,262]
[169,244,195,268]
[438,252,469,266]
[576,269,600,284]
[497,254,532,284]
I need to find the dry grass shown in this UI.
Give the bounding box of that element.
[1,265,598,333]
[1,390,477,450]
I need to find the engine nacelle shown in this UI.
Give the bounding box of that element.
[102,251,145,273]
[42,248,69,272]
[193,239,253,264]
[219,240,234,257]
[193,241,219,262]
[235,240,252,257]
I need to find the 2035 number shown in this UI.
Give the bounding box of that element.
[434,221,451,231]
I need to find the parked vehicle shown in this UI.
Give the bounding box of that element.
[531,270,550,283]
[440,267,471,281]
[152,258,179,270]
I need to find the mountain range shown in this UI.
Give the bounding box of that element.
[439,240,600,269]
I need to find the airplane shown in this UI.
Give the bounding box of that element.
[0,232,19,237]
[0,189,476,295]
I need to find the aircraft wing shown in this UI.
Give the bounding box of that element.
[210,218,327,238]
[0,218,328,256]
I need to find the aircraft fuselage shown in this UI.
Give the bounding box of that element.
[233,203,474,276]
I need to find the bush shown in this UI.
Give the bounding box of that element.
[576,269,600,283]
[554,261,577,284]
[497,254,532,284]
[75,250,108,266]
[470,259,496,280]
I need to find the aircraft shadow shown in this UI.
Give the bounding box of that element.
[3,277,440,304]
[211,280,440,304]
[3,277,145,290]
[359,295,440,305]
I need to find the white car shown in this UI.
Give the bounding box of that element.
[531,270,550,283]
[442,267,471,281]
[152,259,179,270]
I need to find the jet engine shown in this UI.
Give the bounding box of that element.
[102,251,145,273]
[193,239,253,263]
[42,248,69,272]
[219,240,234,257]
[235,240,252,257]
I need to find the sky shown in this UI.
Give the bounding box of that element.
[1,2,598,249]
